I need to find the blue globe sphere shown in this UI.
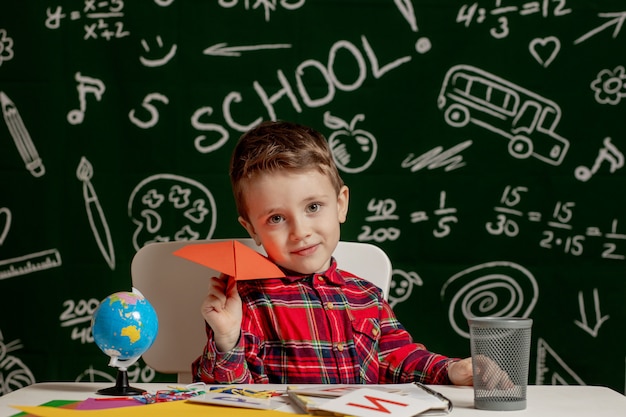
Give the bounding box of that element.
[92,290,158,363]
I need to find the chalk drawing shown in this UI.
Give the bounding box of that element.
[574,289,609,338]
[324,111,377,174]
[536,338,585,385]
[140,36,177,67]
[575,137,624,182]
[440,261,538,339]
[128,174,217,251]
[76,157,115,270]
[529,36,560,68]
[388,269,423,309]
[438,64,569,165]
[0,330,35,395]
[0,92,45,177]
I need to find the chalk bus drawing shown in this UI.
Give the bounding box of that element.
[440,261,538,339]
[437,64,569,166]
[0,330,35,395]
[536,338,585,385]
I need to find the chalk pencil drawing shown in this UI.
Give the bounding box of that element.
[536,338,585,385]
[0,92,45,177]
[324,112,377,174]
[437,64,569,166]
[440,261,538,339]
[574,289,610,338]
[0,330,35,395]
[127,174,217,251]
[76,157,116,271]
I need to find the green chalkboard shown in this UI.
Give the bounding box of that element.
[1,0,624,394]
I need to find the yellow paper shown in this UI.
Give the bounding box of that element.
[13,400,293,417]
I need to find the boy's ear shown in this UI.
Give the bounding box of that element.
[337,185,349,224]
[238,216,262,246]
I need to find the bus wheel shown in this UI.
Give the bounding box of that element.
[444,104,470,128]
[509,136,533,159]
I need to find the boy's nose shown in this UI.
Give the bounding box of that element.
[289,217,312,240]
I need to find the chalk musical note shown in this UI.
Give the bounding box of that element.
[67,72,106,125]
[0,91,45,177]
[76,157,115,270]
[574,137,624,182]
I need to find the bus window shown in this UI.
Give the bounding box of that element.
[512,101,540,134]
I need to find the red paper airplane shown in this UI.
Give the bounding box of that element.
[172,240,285,280]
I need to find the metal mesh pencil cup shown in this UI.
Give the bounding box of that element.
[468,317,533,411]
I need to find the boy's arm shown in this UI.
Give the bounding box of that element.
[377,301,464,385]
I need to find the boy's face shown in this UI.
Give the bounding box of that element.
[238,168,349,275]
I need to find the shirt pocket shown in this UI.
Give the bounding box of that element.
[351,318,381,382]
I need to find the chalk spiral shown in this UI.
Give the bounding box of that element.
[440,261,538,339]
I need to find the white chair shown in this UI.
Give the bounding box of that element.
[130,238,392,383]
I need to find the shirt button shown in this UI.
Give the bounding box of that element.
[317,276,324,281]
[326,302,334,310]
[336,343,344,352]
[372,328,379,336]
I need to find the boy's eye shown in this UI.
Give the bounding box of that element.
[307,203,321,213]
[268,215,283,224]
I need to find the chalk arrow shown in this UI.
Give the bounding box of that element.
[574,12,626,45]
[573,289,609,337]
[203,42,291,57]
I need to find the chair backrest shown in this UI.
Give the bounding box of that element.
[130,238,392,383]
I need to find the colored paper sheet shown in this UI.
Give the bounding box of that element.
[172,240,285,280]
[73,398,143,410]
[12,400,293,417]
[11,401,79,417]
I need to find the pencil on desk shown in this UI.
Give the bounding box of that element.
[0,91,45,177]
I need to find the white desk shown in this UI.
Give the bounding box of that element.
[0,383,624,416]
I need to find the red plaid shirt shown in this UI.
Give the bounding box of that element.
[192,259,455,384]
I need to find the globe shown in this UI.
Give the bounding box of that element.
[91,290,158,368]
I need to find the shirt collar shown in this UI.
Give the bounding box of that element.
[280,257,346,286]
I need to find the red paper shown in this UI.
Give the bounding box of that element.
[172,240,285,280]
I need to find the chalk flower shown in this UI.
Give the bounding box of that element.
[590,65,626,105]
[0,29,14,65]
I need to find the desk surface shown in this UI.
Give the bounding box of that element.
[0,383,624,416]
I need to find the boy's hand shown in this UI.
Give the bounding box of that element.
[448,356,515,388]
[448,357,474,386]
[201,274,242,352]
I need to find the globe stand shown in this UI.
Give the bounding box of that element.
[96,356,145,396]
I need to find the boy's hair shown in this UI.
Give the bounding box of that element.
[230,120,345,220]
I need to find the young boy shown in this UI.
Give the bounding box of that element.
[192,120,474,385]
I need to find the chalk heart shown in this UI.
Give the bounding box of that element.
[529,36,560,68]
[0,207,11,245]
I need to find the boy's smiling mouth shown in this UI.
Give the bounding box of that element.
[292,243,319,256]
